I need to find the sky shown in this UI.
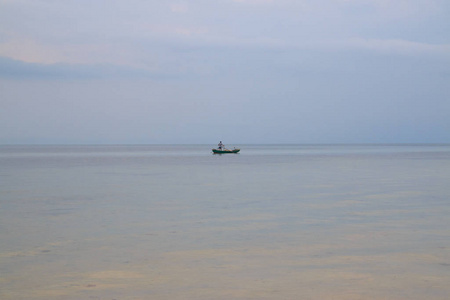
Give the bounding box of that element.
[1,0,449,144]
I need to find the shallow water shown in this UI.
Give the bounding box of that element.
[1,144,450,299]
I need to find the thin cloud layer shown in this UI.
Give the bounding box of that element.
[0,0,449,144]
[1,0,448,67]
[0,56,167,80]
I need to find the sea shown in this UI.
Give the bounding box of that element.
[1,144,450,300]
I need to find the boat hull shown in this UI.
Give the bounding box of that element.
[212,149,240,154]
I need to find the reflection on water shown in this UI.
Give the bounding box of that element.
[1,145,450,299]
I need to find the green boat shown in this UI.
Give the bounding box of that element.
[212,148,240,154]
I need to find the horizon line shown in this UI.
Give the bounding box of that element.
[1,142,450,146]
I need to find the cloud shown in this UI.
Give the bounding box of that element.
[0,0,448,144]
[288,38,450,58]
[333,0,442,19]
[232,0,274,4]
[1,0,448,69]
[0,56,167,80]
[170,3,189,13]
[342,39,450,56]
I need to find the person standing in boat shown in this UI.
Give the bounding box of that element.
[218,141,224,150]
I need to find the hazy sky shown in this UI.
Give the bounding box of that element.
[1,0,449,144]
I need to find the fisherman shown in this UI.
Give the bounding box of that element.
[218,141,224,150]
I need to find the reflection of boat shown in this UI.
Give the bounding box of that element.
[212,148,240,154]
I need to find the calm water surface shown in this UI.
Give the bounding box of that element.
[1,144,450,299]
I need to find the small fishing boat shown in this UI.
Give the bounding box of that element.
[212,148,240,154]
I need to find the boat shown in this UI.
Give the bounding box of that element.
[212,148,240,154]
